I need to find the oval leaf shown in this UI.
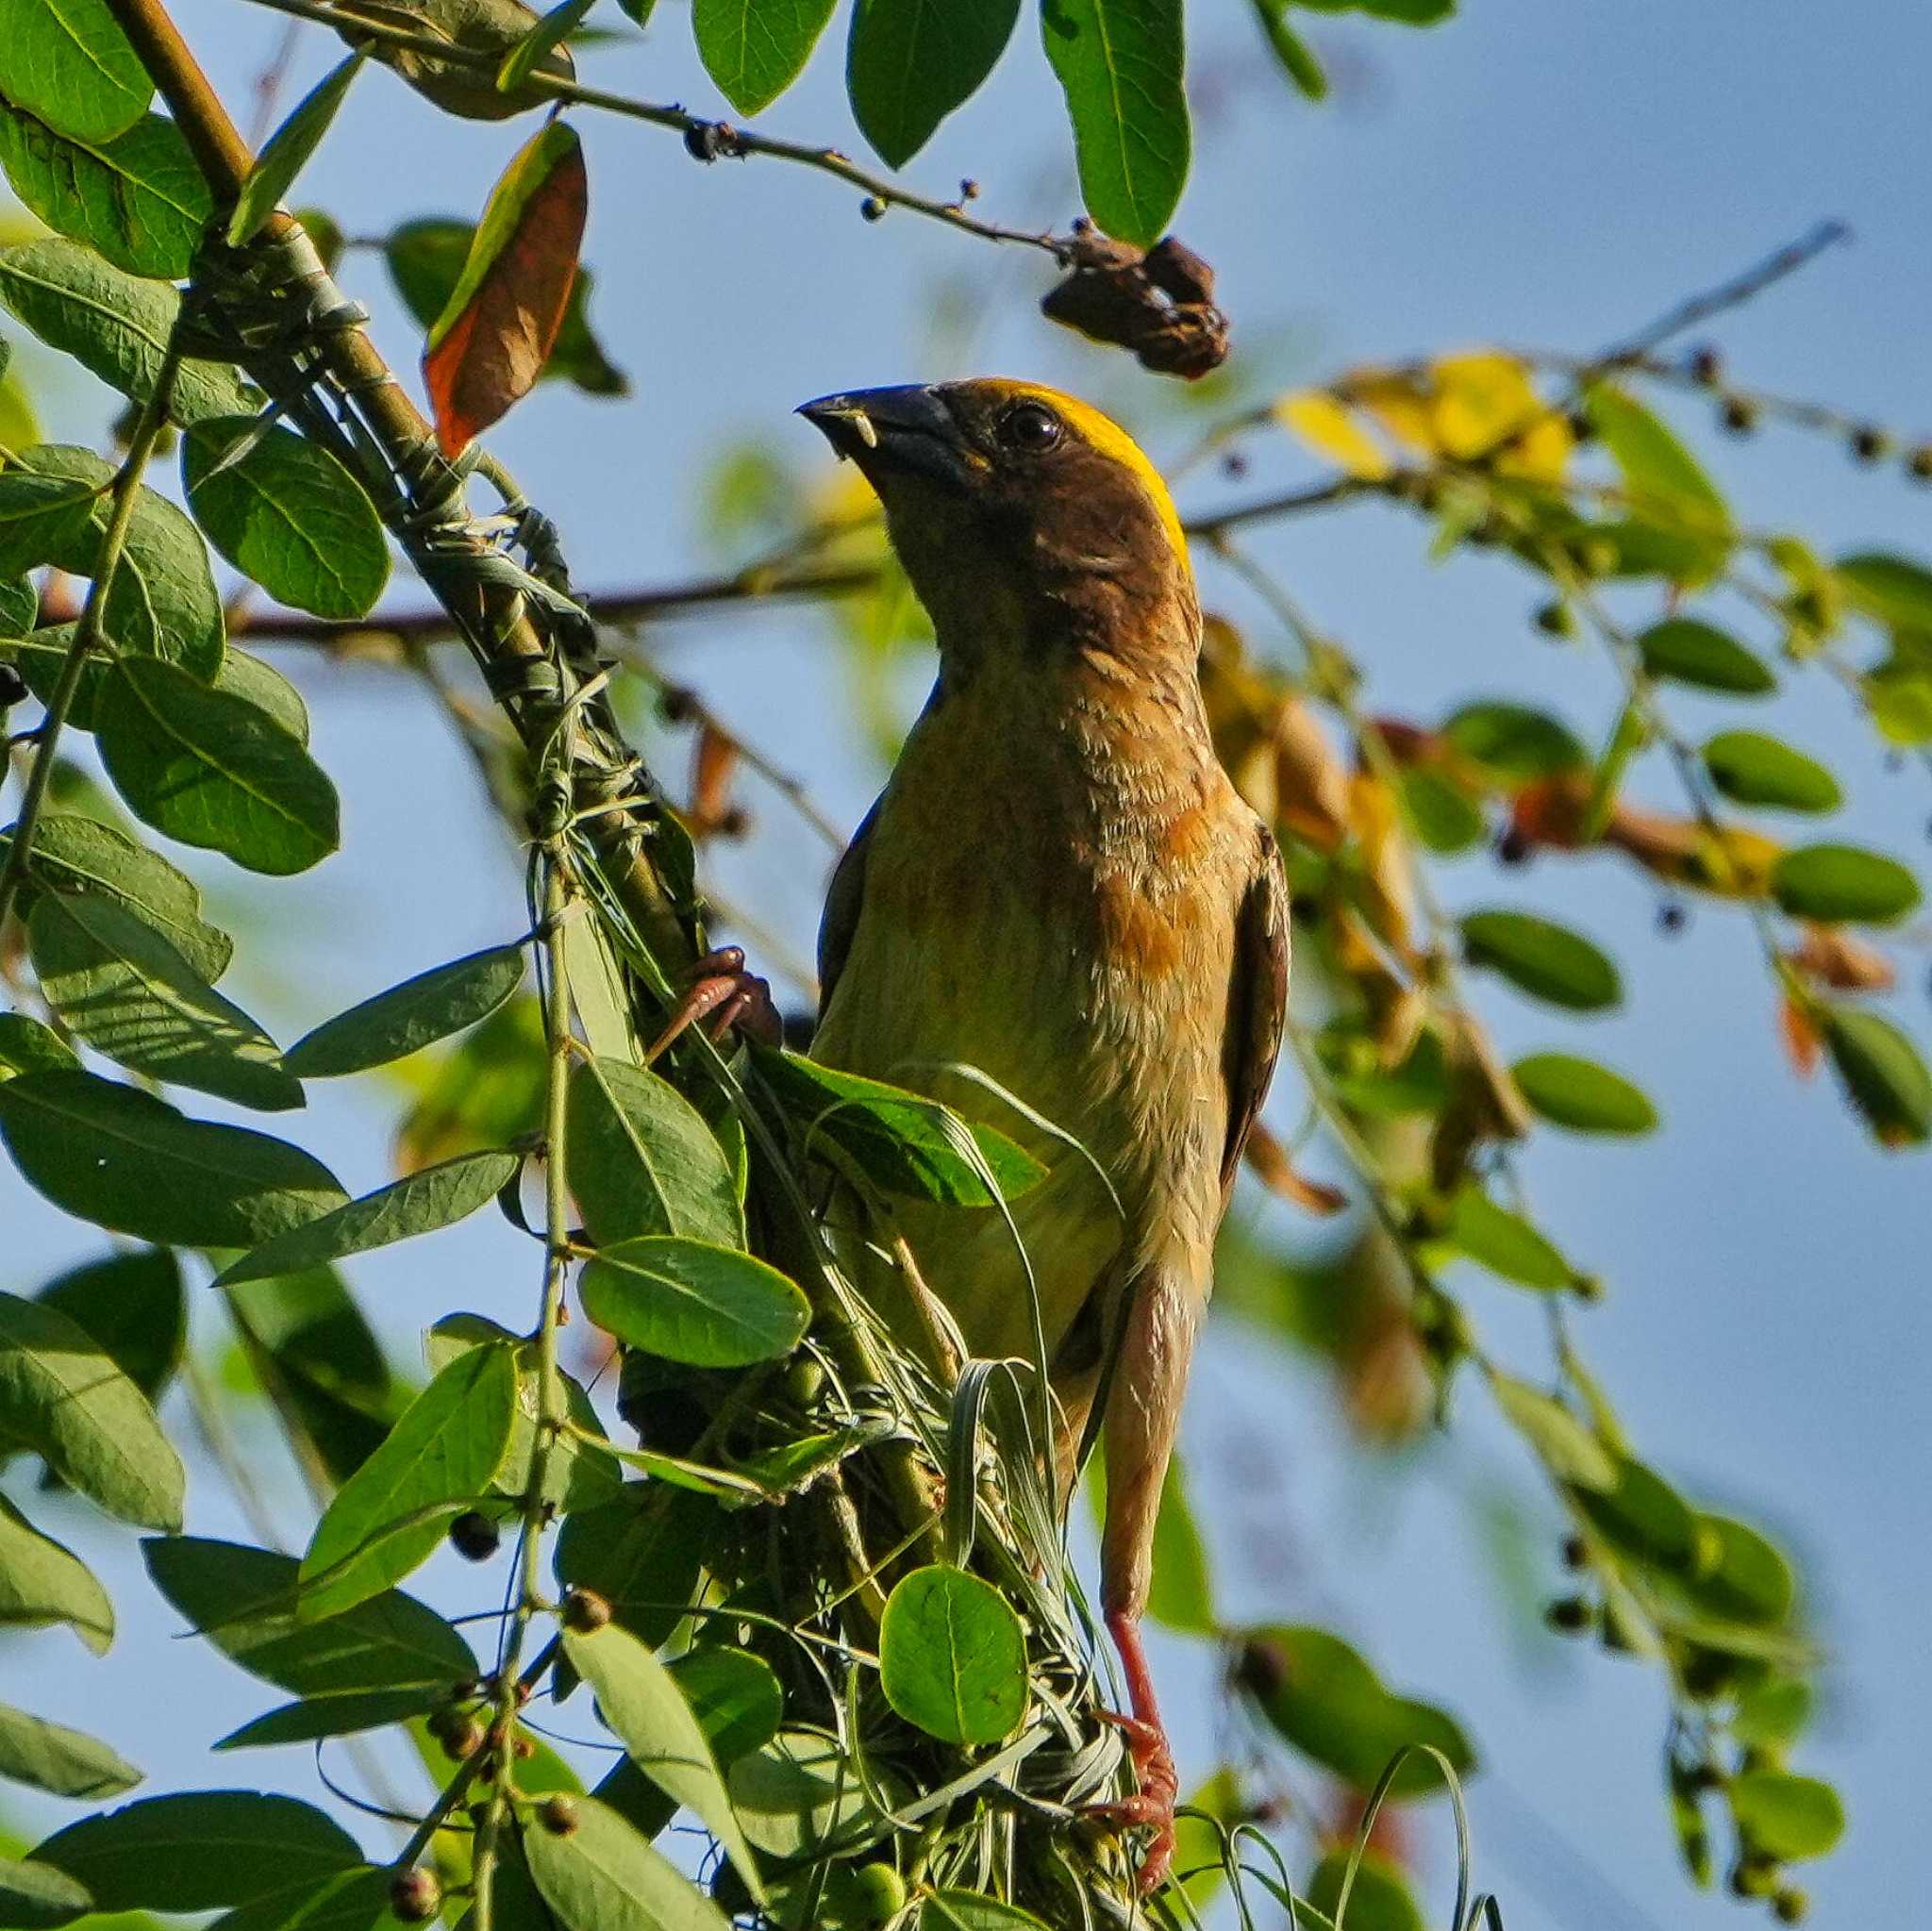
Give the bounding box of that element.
[1729,1772,1844,1863]
[567,1056,743,1248]
[228,53,364,246]
[0,1066,346,1247]
[0,242,255,425]
[0,0,152,143]
[1460,908,1620,1011]
[563,1623,763,1900]
[31,1793,361,1912]
[1638,617,1774,694]
[214,1150,520,1287]
[0,1856,93,1931]
[877,1564,1027,1746]
[579,1236,808,1368]
[27,888,299,1110]
[1445,1185,1574,1290]
[1040,0,1190,246]
[693,0,838,113]
[1821,1004,1931,1147]
[0,1493,114,1654]
[846,0,1021,166]
[424,121,586,457]
[523,1793,730,1931]
[0,108,211,277]
[0,1705,141,1801]
[1772,843,1920,926]
[1490,1373,1617,1491]
[285,943,525,1077]
[1511,1052,1658,1136]
[299,1340,519,1618]
[0,1290,184,1529]
[182,418,390,620]
[97,658,341,875]
[1702,731,1840,814]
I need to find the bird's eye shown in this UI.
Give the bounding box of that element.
[998,401,1063,454]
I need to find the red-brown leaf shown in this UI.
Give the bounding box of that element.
[424,122,587,457]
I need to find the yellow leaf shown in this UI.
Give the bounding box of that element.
[1430,350,1572,480]
[1273,391,1391,479]
[1347,369,1437,456]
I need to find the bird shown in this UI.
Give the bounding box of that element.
[796,378,1290,1889]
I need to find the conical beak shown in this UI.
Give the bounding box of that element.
[796,385,974,491]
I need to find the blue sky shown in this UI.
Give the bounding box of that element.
[6,0,1931,1923]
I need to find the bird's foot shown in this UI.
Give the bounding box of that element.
[644,947,781,1061]
[1082,1611,1180,1894]
[1084,1710,1179,1892]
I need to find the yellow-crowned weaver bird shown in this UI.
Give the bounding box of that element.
[798,379,1290,1889]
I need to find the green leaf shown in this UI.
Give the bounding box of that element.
[0,470,99,577]
[567,1056,743,1248]
[0,108,211,277]
[229,54,363,246]
[37,1245,186,1405]
[563,1623,763,1900]
[0,1706,140,1800]
[1821,1003,1931,1148]
[13,446,225,680]
[0,1066,345,1246]
[1733,1678,1812,1749]
[1039,0,1191,245]
[1728,1772,1844,1862]
[0,244,256,426]
[1460,908,1620,1010]
[216,1689,452,1751]
[1585,384,1730,580]
[580,1236,808,1368]
[0,1014,78,1077]
[0,1856,93,1930]
[554,1488,712,1650]
[0,1290,184,1529]
[1397,766,1484,853]
[523,1795,729,1931]
[498,0,595,95]
[846,0,1021,166]
[726,1729,898,1862]
[284,943,525,1077]
[878,1564,1028,1746]
[1249,0,1326,100]
[1511,1052,1658,1136]
[0,1493,114,1654]
[1234,1623,1473,1797]
[1835,550,1932,631]
[427,1314,621,1518]
[1441,702,1587,783]
[352,0,576,121]
[1298,1852,1424,1931]
[1573,1453,1699,1570]
[1686,1513,1794,1626]
[1636,617,1774,695]
[97,657,341,874]
[1771,843,1920,926]
[217,644,310,742]
[206,1865,396,1931]
[691,0,838,113]
[28,889,299,1109]
[226,1268,399,1485]
[1445,1185,1573,1290]
[667,1648,783,1767]
[1,811,232,981]
[920,1898,1053,1931]
[1490,1373,1616,1490]
[384,217,626,398]
[213,1151,519,1287]
[299,1340,518,1617]
[1865,666,1932,747]
[31,1793,362,1912]
[755,1048,1044,1206]
[182,418,390,620]
[142,1536,475,1701]
[1702,730,1840,813]
[0,0,152,144]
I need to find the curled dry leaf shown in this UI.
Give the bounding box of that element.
[1787,924,1895,993]
[1242,1119,1348,1215]
[1040,228,1230,379]
[1778,996,1824,1080]
[424,122,587,457]
[337,0,575,120]
[686,724,742,839]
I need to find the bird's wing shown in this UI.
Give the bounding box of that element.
[1220,824,1291,1205]
[816,793,882,1018]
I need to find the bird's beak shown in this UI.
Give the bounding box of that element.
[796,385,974,492]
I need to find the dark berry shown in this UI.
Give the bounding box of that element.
[448,1511,499,1562]
[390,1869,441,1923]
[560,1588,612,1633]
[1850,424,1890,464]
[1720,395,1759,436]
[1688,345,1723,386]
[538,1795,578,1837]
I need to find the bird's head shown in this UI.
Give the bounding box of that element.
[798,378,1196,666]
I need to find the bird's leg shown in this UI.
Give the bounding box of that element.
[1085,1606,1180,1892]
[643,946,781,1061]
